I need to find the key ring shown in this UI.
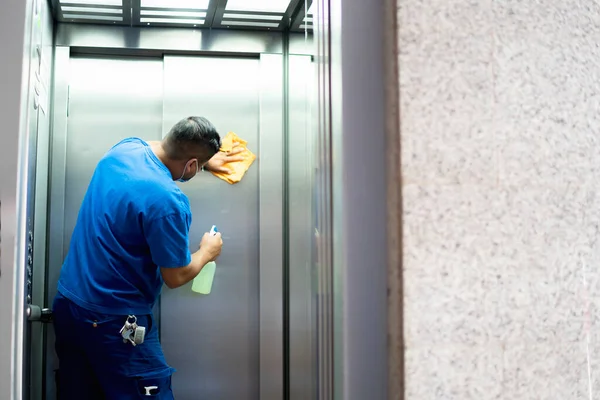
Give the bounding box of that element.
[126,315,137,324]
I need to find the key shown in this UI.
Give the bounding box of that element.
[119,321,131,335]
[120,315,139,345]
[120,323,132,343]
[121,328,133,340]
[119,315,137,334]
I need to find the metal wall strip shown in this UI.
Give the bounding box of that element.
[313,1,335,398]
[44,46,70,400]
[287,54,316,400]
[258,53,285,400]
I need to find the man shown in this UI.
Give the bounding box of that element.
[52,116,243,399]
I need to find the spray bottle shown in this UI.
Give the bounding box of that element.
[191,225,218,294]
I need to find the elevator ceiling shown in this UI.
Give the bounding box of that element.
[50,0,313,32]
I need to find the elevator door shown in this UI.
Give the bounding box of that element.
[160,56,260,400]
[46,55,165,398]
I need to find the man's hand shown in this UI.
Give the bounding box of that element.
[160,231,223,289]
[199,231,223,262]
[205,143,245,174]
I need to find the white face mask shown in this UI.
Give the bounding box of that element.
[177,159,198,183]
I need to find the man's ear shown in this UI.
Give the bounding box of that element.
[190,158,198,172]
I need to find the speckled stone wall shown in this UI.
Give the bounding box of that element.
[399,0,600,398]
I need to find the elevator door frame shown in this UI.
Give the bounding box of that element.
[2,2,394,398]
[44,45,290,400]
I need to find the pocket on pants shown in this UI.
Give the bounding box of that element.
[134,372,173,399]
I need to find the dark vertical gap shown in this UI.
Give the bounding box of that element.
[281,0,302,30]
[211,0,228,29]
[204,0,220,28]
[322,1,334,397]
[49,0,60,20]
[130,0,140,27]
[282,31,291,400]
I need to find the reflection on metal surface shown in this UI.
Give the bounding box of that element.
[62,56,164,270]
[161,56,261,400]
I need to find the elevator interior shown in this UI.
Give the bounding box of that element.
[13,0,320,399]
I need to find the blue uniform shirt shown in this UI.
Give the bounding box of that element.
[57,138,192,315]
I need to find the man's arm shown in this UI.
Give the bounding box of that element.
[145,213,222,289]
[161,233,222,289]
[160,249,210,289]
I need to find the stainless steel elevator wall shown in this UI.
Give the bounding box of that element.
[161,56,261,400]
[46,55,164,399]
[62,57,165,258]
[47,54,267,400]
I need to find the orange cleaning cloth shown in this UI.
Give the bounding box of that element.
[211,132,256,184]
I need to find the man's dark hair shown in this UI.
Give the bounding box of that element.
[163,116,221,161]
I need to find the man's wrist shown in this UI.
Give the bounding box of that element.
[194,248,212,269]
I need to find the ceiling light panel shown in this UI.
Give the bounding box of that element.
[141,10,206,18]
[141,17,205,24]
[60,0,122,5]
[222,20,280,27]
[61,6,122,13]
[225,0,290,13]
[141,0,210,9]
[222,13,282,21]
[63,13,122,21]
